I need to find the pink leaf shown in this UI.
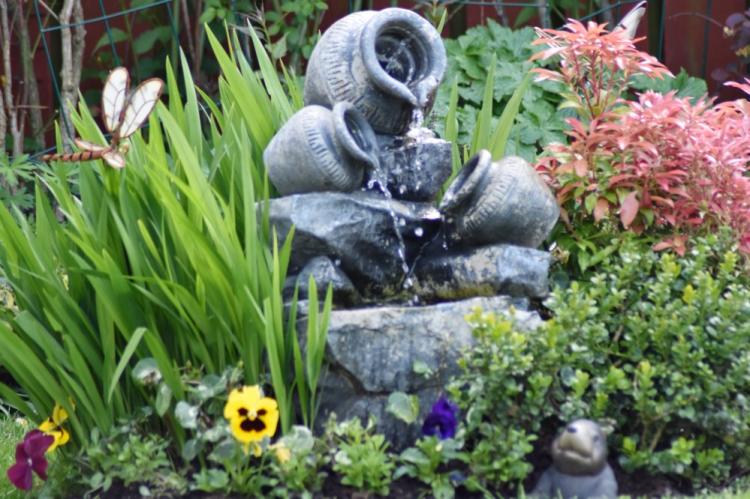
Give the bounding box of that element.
[620,191,640,228]
[594,198,610,222]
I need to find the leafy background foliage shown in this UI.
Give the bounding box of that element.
[430,21,568,162]
[450,233,750,492]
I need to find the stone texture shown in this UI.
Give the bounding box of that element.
[284,256,361,306]
[413,243,552,301]
[309,295,542,449]
[369,133,453,202]
[267,192,441,297]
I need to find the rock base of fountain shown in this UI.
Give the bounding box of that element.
[262,7,560,447]
[371,133,453,202]
[414,243,552,301]
[302,295,542,449]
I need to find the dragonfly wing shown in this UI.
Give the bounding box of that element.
[118,78,164,139]
[74,138,109,153]
[102,150,126,169]
[616,1,646,40]
[102,67,130,133]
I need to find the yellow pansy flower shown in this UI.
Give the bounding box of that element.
[38,403,71,453]
[223,385,279,450]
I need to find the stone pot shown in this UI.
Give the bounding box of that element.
[304,8,446,135]
[439,150,560,248]
[263,102,379,195]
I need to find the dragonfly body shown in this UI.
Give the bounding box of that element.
[42,67,163,169]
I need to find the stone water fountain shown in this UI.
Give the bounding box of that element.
[263,7,559,447]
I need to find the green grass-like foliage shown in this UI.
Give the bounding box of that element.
[450,231,750,491]
[0,26,328,449]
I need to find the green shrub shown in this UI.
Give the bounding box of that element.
[78,420,186,497]
[450,232,750,491]
[325,416,395,496]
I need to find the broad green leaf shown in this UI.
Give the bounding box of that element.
[386,391,420,424]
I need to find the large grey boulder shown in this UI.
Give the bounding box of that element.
[309,295,542,449]
[283,256,362,306]
[267,191,441,297]
[413,243,552,301]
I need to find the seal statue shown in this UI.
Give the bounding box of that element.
[531,419,617,499]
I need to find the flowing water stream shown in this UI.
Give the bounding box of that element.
[365,108,432,293]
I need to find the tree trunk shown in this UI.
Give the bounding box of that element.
[12,0,45,150]
[0,0,23,157]
[58,0,85,149]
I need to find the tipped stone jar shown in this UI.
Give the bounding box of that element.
[440,150,559,249]
[304,7,446,135]
[263,102,379,195]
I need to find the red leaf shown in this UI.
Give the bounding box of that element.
[620,191,640,228]
[572,159,588,177]
[652,240,673,252]
[594,198,610,222]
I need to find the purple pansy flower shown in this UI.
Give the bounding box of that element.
[422,396,459,440]
[6,430,54,490]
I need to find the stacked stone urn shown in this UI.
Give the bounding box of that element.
[262,8,559,448]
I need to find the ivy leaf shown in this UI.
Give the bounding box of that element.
[132,358,161,386]
[182,438,202,461]
[155,383,172,416]
[387,391,420,424]
[278,425,315,454]
[133,26,171,55]
[94,28,128,52]
[175,401,199,429]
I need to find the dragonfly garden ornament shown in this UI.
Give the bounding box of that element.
[43,67,164,169]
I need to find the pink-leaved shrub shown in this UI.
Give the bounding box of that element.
[532,20,750,254]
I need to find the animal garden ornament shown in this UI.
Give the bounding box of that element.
[532,419,617,499]
[43,67,164,168]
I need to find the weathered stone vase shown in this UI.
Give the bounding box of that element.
[439,150,559,248]
[263,102,379,195]
[304,7,446,134]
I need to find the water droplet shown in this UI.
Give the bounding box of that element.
[334,259,341,266]
[414,227,424,237]
[398,185,407,195]
[398,218,406,226]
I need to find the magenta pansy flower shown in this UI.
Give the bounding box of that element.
[6,430,54,490]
